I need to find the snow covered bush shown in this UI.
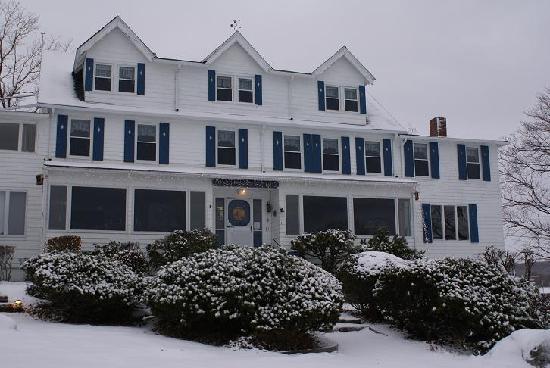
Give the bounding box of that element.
[92,242,149,274]
[291,229,363,274]
[365,229,423,260]
[147,229,217,270]
[23,251,142,324]
[144,246,343,348]
[45,235,81,253]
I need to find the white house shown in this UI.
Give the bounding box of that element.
[0,16,505,279]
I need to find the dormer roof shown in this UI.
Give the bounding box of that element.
[313,46,376,84]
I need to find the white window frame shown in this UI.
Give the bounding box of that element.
[466,146,481,180]
[324,85,340,112]
[93,62,113,92]
[0,190,27,237]
[0,122,37,153]
[68,118,93,159]
[413,142,430,177]
[364,140,383,175]
[216,128,238,167]
[283,134,303,171]
[321,137,341,173]
[237,76,254,104]
[343,86,359,113]
[216,74,234,102]
[135,122,159,163]
[429,204,470,242]
[117,64,137,94]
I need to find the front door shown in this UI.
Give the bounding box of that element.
[226,198,253,246]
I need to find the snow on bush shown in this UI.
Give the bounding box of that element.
[23,252,142,324]
[356,251,410,276]
[486,329,550,367]
[92,242,149,274]
[365,229,424,260]
[144,246,343,343]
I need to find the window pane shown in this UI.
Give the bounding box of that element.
[284,136,300,152]
[353,198,395,235]
[215,198,225,230]
[345,100,358,112]
[326,86,339,98]
[190,191,206,230]
[365,142,380,156]
[70,120,90,138]
[253,199,262,246]
[323,139,338,154]
[414,160,429,176]
[444,205,456,240]
[303,196,347,233]
[239,78,252,90]
[398,198,411,236]
[326,98,339,111]
[286,195,299,235]
[466,147,479,163]
[95,64,111,77]
[71,187,126,231]
[284,152,301,169]
[323,154,339,171]
[217,147,236,165]
[457,206,469,240]
[0,123,19,150]
[431,205,443,240]
[0,192,5,235]
[239,90,253,103]
[95,77,111,91]
[48,186,67,230]
[366,157,382,173]
[345,88,357,100]
[217,76,232,88]
[134,189,185,232]
[467,163,480,179]
[21,124,36,152]
[70,138,90,156]
[218,130,235,147]
[119,79,135,93]
[119,66,135,80]
[8,192,26,235]
[414,143,428,159]
[217,89,232,101]
[138,124,156,142]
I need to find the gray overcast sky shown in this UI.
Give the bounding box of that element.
[22,0,550,139]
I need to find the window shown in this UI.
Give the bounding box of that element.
[414,143,429,176]
[353,198,395,235]
[134,189,185,232]
[0,191,26,235]
[238,77,253,103]
[119,66,135,93]
[344,88,358,112]
[303,196,347,233]
[190,191,206,230]
[70,186,126,230]
[217,130,236,165]
[444,205,456,240]
[217,75,232,101]
[430,205,443,240]
[94,63,112,91]
[365,141,382,173]
[48,186,67,230]
[69,119,91,156]
[0,123,19,151]
[253,199,262,246]
[284,135,301,170]
[322,138,339,171]
[325,86,339,111]
[466,147,481,179]
[286,195,299,235]
[457,206,469,240]
[215,198,225,245]
[136,124,156,161]
[21,124,36,152]
[398,198,411,236]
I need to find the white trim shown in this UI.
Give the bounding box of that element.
[117,64,137,94]
[312,46,375,84]
[92,61,113,92]
[412,141,430,177]
[0,121,37,153]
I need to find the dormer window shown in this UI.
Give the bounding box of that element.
[325,86,340,111]
[217,76,232,101]
[238,78,253,103]
[344,88,359,112]
[94,63,112,91]
[119,66,136,93]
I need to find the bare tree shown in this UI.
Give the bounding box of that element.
[0,0,70,108]
[500,88,550,258]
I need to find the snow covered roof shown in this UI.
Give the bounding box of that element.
[312,46,376,84]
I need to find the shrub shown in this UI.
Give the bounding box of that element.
[291,229,362,274]
[92,242,149,274]
[23,251,141,324]
[45,235,81,253]
[144,246,343,348]
[147,229,217,269]
[481,245,516,274]
[0,245,15,281]
[366,229,423,260]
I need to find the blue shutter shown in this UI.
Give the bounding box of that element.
[383,139,393,176]
[341,136,351,175]
[239,129,248,169]
[355,137,365,175]
[137,63,145,95]
[92,117,105,161]
[359,85,367,115]
[480,145,491,181]
[273,131,283,171]
[85,58,93,91]
[159,122,170,164]
[457,144,467,180]
[123,120,135,163]
[303,134,313,172]
[468,204,479,243]
[208,70,216,101]
[404,139,414,177]
[429,141,440,179]
[55,114,68,158]
[317,81,325,111]
[312,134,322,173]
[422,204,433,243]
[206,126,216,167]
[255,75,262,105]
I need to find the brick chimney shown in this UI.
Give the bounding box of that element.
[429,117,447,137]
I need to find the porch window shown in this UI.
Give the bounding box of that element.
[238,77,253,103]
[119,66,136,93]
[430,205,443,240]
[0,123,19,151]
[365,141,382,173]
[325,86,340,111]
[69,119,91,157]
[215,198,225,245]
[253,199,262,246]
[94,63,112,91]
[398,198,411,236]
[134,189,185,232]
[217,130,236,165]
[457,206,469,240]
[284,135,301,169]
[0,191,26,235]
[444,205,456,240]
[286,195,299,235]
[466,147,481,179]
[353,198,395,235]
[344,88,358,112]
[48,186,67,230]
[217,75,232,101]
[70,186,126,231]
[322,138,339,171]
[413,143,429,176]
[190,191,206,230]
[303,195,347,233]
[136,124,156,161]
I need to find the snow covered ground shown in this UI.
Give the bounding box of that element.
[0,282,546,368]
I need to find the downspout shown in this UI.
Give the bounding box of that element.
[174,65,181,111]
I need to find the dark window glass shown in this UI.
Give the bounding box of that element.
[345,100,358,112]
[326,86,339,111]
[239,90,253,103]
[137,124,156,161]
[95,64,111,91]
[238,78,253,103]
[415,160,429,176]
[353,198,395,235]
[344,88,358,112]
[217,130,236,165]
[134,189,185,232]
[323,138,339,171]
[8,192,26,235]
[118,66,135,93]
[286,195,299,235]
[190,191,205,230]
[71,187,126,231]
[284,136,301,169]
[444,205,456,240]
[467,163,481,179]
[466,147,481,179]
[69,120,91,156]
[303,196,347,233]
[414,143,429,176]
[95,78,111,91]
[217,76,232,101]
[253,199,262,246]
[365,141,381,173]
[48,186,67,230]
[21,124,36,152]
[431,205,443,240]
[398,198,411,236]
[70,138,90,156]
[457,206,469,240]
[0,123,19,150]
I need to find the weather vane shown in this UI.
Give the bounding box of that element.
[230,19,241,32]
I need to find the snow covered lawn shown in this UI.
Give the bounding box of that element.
[0,282,545,368]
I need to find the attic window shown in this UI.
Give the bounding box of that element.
[325,86,339,111]
[344,88,358,112]
[119,66,135,93]
[238,78,253,103]
[94,63,112,91]
[217,76,232,101]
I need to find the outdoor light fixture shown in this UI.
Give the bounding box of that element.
[236,188,247,196]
